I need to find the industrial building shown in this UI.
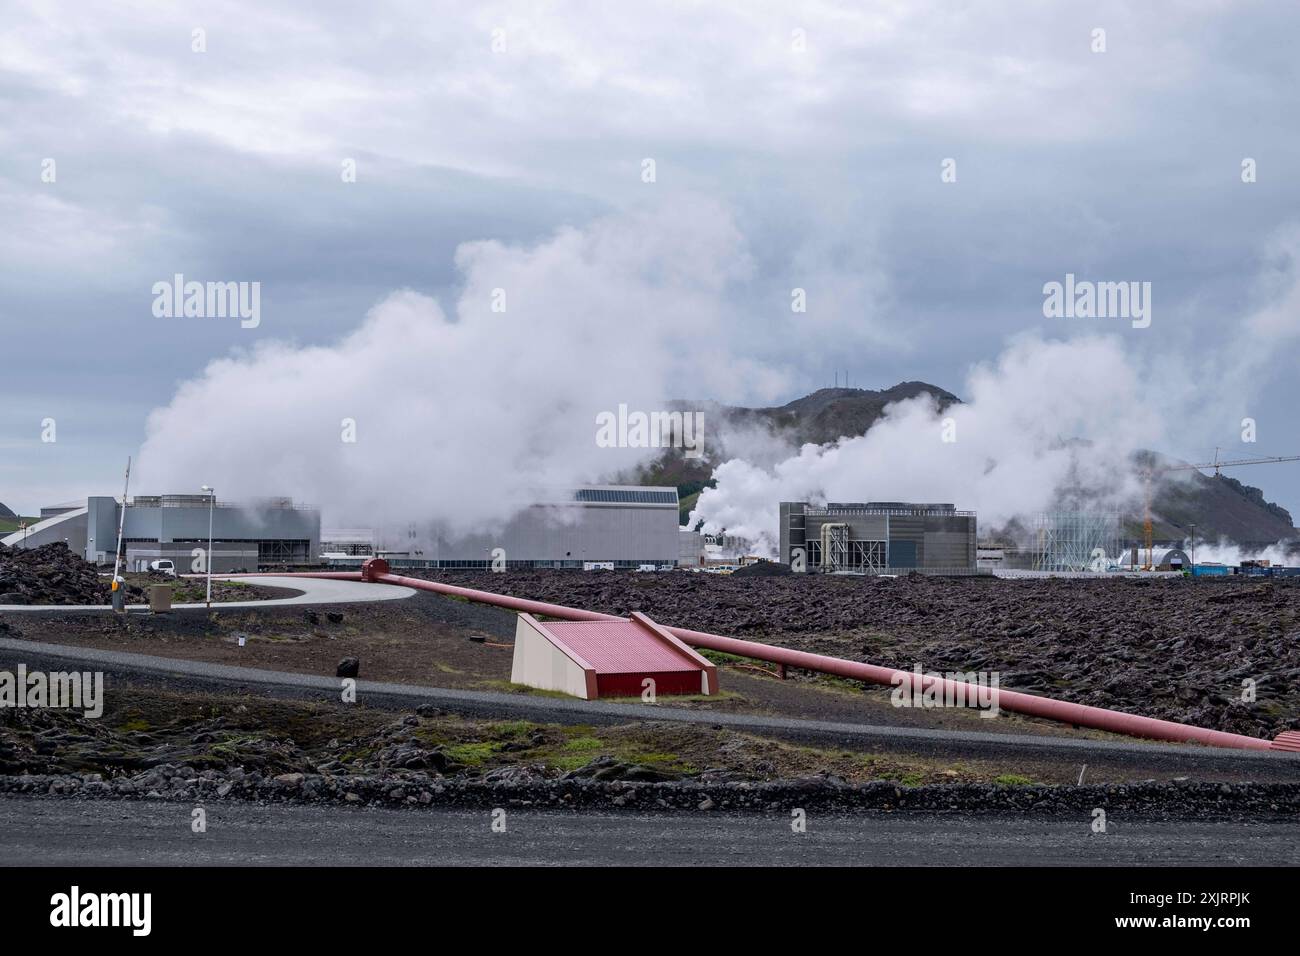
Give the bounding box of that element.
[511,611,718,699]
[319,529,376,559]
[1114,546,1191,572]
[779,501,978,573]
[0,494,320,572]
[678,529,704,566]
[332,485,682,570]
[5,484,679,572]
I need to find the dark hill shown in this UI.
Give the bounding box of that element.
[1143,470,1297,547]
[749,381,961,448]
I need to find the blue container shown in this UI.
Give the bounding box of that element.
[1191,564,1232,577]
[1239,566,1273,577]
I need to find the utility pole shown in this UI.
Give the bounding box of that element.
[111,457,131,613]
[201,485,215,608]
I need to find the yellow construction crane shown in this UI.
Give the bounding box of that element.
[1138,449,1300,570]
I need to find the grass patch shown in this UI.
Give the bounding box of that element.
[208,732,271,759]
[0,516,41,534]
[444,741,504,765]
[994,774,1036,786]
[489,720,538,739]
[475,680,582,699]
[697,649,751,666]
[413,727,450,747]
[604,689,744,705]
[549,735,605,770]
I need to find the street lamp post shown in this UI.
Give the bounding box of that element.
[201,485,215,608]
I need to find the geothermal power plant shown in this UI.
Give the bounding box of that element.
[7,484,1293,580]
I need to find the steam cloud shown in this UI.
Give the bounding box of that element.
[136,199,774,537]
[137,206,1300,553]
[690,335,1165,555]
[691,229,1300,556]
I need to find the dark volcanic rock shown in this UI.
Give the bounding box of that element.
[0,542,142,606]
[732,560,791,577]
[0,769,1295,822]
[336,657,360,679]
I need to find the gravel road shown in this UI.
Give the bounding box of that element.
[2,795,1294,866]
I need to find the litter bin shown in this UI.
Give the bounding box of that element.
[148,585,172,613]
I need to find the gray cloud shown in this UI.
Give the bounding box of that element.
[2,0,1298,517]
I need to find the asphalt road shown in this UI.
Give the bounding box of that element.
[2,795,1294,865]
[0,575,415,613]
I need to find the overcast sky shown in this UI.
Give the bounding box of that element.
[2,0,1299,522]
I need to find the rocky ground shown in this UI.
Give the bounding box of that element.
[0,686,1028,787]
[0,542,281,605]
[0,542,140,605]
[5,567,1297,740]
[401,570,1300,739]
[1,687,1295,820]
[115,572,285,606]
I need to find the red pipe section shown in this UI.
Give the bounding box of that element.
[281,561,1286,752]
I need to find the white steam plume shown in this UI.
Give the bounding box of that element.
[1192,539,1297,566]
[136,199,776,534]
[691,225,1300,556]
[696,221,1300,556]
[690,335,1168,556]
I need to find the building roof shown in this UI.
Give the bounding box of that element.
[321,528,376,542]
[527,614,709,674]
[518,485,679,507]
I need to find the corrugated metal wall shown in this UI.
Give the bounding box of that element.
[423,501,681,566]
[781,503,976,571]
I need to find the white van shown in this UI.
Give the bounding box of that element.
[149,559,178,576]
[635,564,658,572]
[582,561,615,571]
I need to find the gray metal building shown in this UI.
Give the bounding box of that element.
[3,494,320,572]
[351,486,682,570]
[779,501,977,573]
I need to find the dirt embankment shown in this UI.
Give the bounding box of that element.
[3,688,1296,819]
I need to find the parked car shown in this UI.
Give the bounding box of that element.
[148,559,177,577]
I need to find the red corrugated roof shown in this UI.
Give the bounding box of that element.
[540,619,702,674]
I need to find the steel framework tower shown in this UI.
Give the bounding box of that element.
[1032,511,1120,572]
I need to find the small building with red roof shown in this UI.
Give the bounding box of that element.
[511,611,718,700]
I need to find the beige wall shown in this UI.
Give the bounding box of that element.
[510,616,592,699]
